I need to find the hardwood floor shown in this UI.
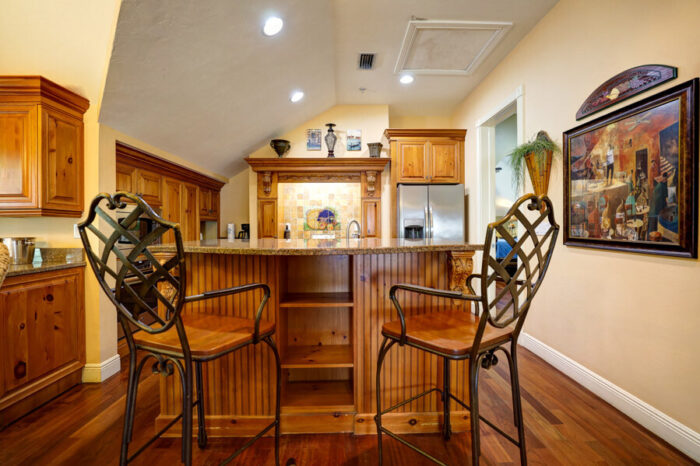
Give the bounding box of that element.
[0,347,692,465]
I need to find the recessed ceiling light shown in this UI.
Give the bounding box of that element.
[290,90,304,103]
[263,17,283,36]
[399,74,414,84]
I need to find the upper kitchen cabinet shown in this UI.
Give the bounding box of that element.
[0,76,89,217]
[384,129,466,184]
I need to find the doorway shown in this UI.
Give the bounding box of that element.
[474,86,524,241]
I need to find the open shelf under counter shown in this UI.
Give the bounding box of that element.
[282,344,353,369]
[282,380,354,414]
[279,292,354,308]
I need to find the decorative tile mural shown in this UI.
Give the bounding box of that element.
[278,183,362,239]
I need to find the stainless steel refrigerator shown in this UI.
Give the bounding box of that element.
[397,184,465,241]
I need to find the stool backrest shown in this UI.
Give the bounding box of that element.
[479,194,558,332]
[78,192,186,335]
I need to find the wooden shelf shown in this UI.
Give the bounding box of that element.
[282,345,353,369]
[280,292,354,308]
[282,380,354,414]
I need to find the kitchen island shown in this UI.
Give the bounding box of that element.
[151,238,481,436]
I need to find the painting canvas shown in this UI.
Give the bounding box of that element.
[347,129,362,151]
[563,79,697,258]
[306,129,321,150]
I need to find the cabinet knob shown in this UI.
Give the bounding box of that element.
[68,157,73,164]
[45,293,54,302]
[19,322,25,330]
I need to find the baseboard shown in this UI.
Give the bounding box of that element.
[81,354,121,383]
[519,332,700,461]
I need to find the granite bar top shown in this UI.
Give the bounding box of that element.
[151,238,482,256]
[6,248,86,278]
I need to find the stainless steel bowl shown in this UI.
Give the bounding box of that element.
[1,237,36,265]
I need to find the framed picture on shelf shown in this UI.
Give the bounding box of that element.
[347,129,362,151]
[306,129,322,150]
[563,78,698,258]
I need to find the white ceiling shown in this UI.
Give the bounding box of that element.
[100,0,557,177]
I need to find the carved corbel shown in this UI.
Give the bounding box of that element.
[447,251,474,295]
[365,171,377,197]
[262,171,272,195]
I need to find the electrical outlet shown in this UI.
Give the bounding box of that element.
[73,224,80,239]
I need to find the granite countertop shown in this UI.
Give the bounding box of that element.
[6,248,86,278]
[151,238,482,256]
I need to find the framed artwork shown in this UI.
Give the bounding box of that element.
[306,129,321,150]
[347,129,362,151]
[563,78,698,258]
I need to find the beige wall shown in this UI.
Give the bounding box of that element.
[451,0,700,433]
[389,114,453,129]
[223,105,392,239]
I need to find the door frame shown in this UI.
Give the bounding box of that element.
[474,85,525,241]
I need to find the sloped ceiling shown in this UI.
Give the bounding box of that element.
[100,0,557,177]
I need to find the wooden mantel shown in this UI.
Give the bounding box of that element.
[245,157,390,239]
[245,157,390,173]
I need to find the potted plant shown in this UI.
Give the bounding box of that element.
[507,130,561,197]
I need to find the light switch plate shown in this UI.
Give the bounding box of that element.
[73,224,80,239]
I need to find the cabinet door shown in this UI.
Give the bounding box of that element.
[429,140,461,183]
[362,200,380,238]
[0,273,80,397]
[134,169,162,207]
[42,108,83,214]
[116,163,135,193]
[0,104,38,209]
[210,190,220,220]
[162,178,182,244]
[396,141,428,183]
[181,183,199,241]
[199,187,211,217]
[258,199,277,238]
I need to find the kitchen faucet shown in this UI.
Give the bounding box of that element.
[346,219,361,239]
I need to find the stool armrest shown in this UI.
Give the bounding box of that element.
[185,283,271,343]
[389,283,481,345]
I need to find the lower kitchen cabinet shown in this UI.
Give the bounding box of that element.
[0,266,85,428]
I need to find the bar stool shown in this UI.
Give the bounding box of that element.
[78,192,281,465]
[375,194,559,465]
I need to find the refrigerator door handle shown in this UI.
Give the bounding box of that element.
[424,206,430,238]
[428,206,434,239]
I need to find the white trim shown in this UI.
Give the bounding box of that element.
[394,20,513,75]
[473,86,524,241]
[82,354,121,383]
[519,332,700,461]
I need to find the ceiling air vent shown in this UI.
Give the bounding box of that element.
[358,53,375,70]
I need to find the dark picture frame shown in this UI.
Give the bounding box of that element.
[563,78,698,258]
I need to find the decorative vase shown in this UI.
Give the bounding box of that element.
[524,149,553,200]
[325,123,337,158]
[270,139,291,157]
[368,142,382,158]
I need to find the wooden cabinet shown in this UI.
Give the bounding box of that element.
[384,129,467,237]
[134,169,163,207]
[258,199,277,238]
[393,137,463,184]
[0,266,85,428]
[116,143,224,242]
[0,77,89,217]
[199,187,219,221]
[396,141,428,183]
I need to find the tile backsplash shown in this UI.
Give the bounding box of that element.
[278,183,361,239]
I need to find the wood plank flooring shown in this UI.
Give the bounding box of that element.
[0,346,692,465]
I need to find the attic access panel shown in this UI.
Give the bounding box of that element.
[395,20,512,76]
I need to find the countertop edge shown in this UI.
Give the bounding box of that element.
[151,244,482,256]
[6,261,87,278]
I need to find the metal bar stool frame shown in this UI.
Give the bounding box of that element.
[78,192,281,466]
[375,194,559,465]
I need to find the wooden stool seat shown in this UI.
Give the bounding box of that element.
[135,313,275,358]
[382,310,513,356]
